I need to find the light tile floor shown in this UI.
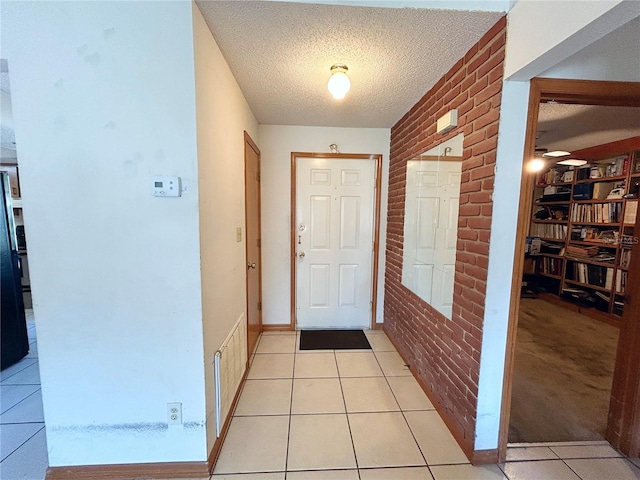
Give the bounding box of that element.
[4,325,640,480]
[0,310,49,480]
[212,329,640,480]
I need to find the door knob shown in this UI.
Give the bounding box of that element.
[298,251,305,258]
[247,262,257,269]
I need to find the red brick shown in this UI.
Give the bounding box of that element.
[472,137,498,158]
[460,180,482,193]
[474,107,501,131]
[469,191,492,204]
[476,81,503,106]
[467,216,492,230]
[466,48,491,76]
[458,205,480,217]
[470,164,495,181]
[469,76,489,98]
[477,52,504,80]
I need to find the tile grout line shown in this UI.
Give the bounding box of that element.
[371,340,433,474]
[334,348,361,480]
[283,334,297,479]
[0,424,45,463]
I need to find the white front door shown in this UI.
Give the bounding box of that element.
[295,157,376,329]
[403,159,461,318]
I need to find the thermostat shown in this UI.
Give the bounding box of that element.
[153,176,181,197]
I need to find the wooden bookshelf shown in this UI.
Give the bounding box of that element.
[528,140,639,320]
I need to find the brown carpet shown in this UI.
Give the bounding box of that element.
[509,298,619,443]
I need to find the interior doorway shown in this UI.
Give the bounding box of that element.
[500,78,640,460]
[290,153,382,330]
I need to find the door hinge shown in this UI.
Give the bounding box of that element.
[257,238,261,248]
[256,171,261,182]
[258,301,262,311]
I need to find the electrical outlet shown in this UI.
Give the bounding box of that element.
[167,402,182,425]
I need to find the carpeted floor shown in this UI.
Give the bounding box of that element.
[509,298,620,443]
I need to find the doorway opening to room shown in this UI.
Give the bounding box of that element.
[290,152,382,331]
[500,78,640,459]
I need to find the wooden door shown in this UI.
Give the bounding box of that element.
[294,156,377,329]
[244,132,261,356]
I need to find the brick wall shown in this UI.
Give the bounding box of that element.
[384,16,506,455]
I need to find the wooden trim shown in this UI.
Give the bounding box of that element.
[207,368,249,473]
[536,78,640,107]
[415,154,464,162]
[290,152,383,330]
[472,449,499,464]
[290,152,297,330]
[607,196,640,455]
[572,136,640,161]
[46,462,209,480]
[262,324,295,332]
[499,78,640,462]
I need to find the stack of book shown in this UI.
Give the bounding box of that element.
[620,248,632,269]
[566,244,599,257]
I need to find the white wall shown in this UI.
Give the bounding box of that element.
[475,80,529,451]
[540,16,640,82]
[505,0,640,80]
[259,125,390,326]
[192,3,259,453]
[2,1,207,466]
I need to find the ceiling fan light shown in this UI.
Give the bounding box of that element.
[543,150,571,158]
[557,158,588,166]
[328,64,350,99]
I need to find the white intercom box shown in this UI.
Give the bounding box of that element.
[152,176,181,197]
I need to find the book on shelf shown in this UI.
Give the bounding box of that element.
[624,200,638,225]
[566,260,613,289]
[530,223,567,240]
[616,271,628,293]
[540,241,565,255]
[525,236,541,255]
[620,248,632,269]
[571,202,622,224]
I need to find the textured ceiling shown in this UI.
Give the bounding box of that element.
[537,103,640,153]
[195,1,503,128]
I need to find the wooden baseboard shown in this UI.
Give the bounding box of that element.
[46,461,209,480]
[383,326,496,464]
[472,448,499,464]
[537,293,622,328]
[262,324,294,331]
[372,322,384,330]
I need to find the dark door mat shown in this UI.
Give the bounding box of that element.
[299,329,371,350]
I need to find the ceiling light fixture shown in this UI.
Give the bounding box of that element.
[543,150,571,158]
[328,64,350,100]
[526,158,546,173]
[557,158,588,166]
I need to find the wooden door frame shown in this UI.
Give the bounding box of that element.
[498,78,640,462]
[290,152,383,330]
[244,131,262,358]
